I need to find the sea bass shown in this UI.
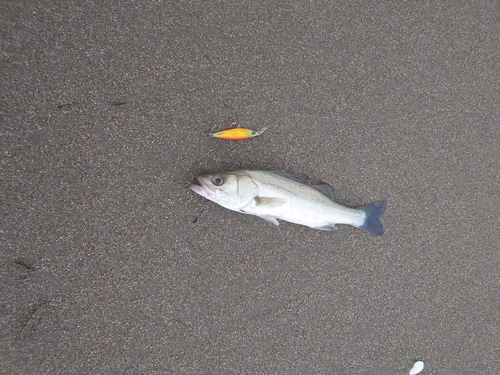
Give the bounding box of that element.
[189,170,387,236]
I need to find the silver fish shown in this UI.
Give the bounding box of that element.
[189,170,386,236]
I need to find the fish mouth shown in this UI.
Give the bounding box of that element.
[188,177,215,197]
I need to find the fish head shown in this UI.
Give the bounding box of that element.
[189,171,258,209]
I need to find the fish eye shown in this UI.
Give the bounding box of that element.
[212,176,224,186]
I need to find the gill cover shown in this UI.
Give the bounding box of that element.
[236,174,259,202]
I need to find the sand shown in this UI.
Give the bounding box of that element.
[2,1,499,374]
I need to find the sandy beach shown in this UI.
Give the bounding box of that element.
[2,1,499,374]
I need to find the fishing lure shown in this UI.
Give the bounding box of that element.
[209,127,267,140]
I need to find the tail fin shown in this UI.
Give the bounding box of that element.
[357,200,387,236]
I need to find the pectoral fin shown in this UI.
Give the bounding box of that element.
[254,196,286,208]
[239,197,284,226]
[255,198,285,225]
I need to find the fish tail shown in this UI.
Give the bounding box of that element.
[357,200,387,236]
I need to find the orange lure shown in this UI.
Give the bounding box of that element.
[209,127,267,140]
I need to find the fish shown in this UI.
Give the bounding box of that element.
[209,127,267,140]
[189,169,387,236]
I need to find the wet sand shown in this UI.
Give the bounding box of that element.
[2,1,499,374]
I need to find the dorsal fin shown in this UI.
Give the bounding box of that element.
[312,183,335,200]
[269,171,307,183]
[270,171,335,200]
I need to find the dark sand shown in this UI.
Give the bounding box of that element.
[2,1,499,374]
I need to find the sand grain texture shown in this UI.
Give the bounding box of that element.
[1,1,499,374]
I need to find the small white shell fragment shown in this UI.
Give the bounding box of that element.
[409,360,424,375]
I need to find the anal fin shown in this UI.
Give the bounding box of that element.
[314,223,337,231]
